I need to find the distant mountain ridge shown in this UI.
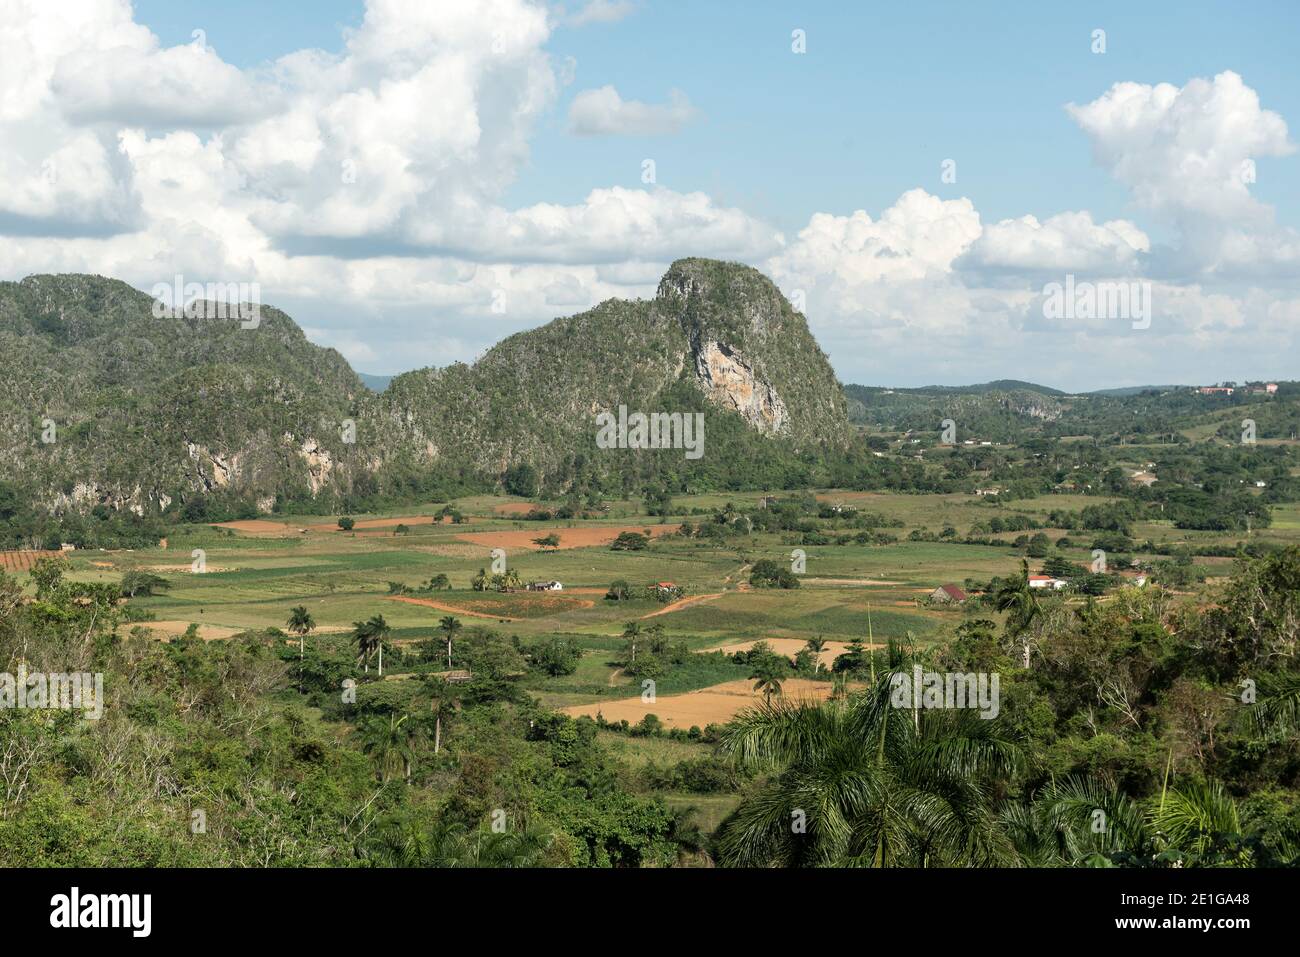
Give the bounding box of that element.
[884,379,1066,397]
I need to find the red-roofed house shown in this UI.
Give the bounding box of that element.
[929,584,968,604]
[1029,575,1068,590]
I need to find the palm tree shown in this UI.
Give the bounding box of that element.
[439,615,463,669]
[714,674,1021,867]
[750,657,786,702]
[622,620,641,663]
[753,673,784,702]
[366,820,554,867]
[1149,778,1242,857]
[286,605,315,660]
[353,613,391,673]
[1001,776,1148,866]
[1004,776,1244,866]
[359,714,414,782]
[353,619,377,672]
[429,694,458,755]
[1251,670,1300,735]
[805,636,828,674]
[995,559,1042,668]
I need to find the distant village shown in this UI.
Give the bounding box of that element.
[1195,381,1278,396]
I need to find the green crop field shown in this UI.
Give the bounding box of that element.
[63,493,1014,647]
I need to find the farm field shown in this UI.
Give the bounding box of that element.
[0,548,61,571]
[22,482,1292,871]
[55,494,1008,649]
[561,678,842,729]
[54,486,1284,650]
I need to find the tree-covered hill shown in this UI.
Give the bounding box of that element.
[0,274,371,517]
[844,379,1300,446]
[374,258,849,490]
[0,260,850,521]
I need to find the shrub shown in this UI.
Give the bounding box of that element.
[749,558,799,589]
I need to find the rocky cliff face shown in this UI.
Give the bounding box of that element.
[999,392,1064,422]
[653,258,842,443]
[693,340,789,434]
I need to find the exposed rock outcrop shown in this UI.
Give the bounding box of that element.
[693,340,788,434]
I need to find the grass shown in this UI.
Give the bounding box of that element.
[596,730,712,767]
[661,793,742,834]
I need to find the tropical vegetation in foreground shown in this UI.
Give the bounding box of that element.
[0,540,1296,868]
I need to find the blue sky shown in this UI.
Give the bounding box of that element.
[3,1,1298,390]
[133,0,1300,237]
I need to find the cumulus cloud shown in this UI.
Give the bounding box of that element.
[51,37,273,128]
[411,187,781,264]
[961,211,1149,276]
[764,180,1294,389]
[1068,71,1299,276]
[0,1,1295,387]
[567,85,698,136]
[0,0,750,265]
[769,189,982,288]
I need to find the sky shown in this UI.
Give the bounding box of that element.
[2,0,1298,391]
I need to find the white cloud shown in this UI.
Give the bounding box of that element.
[51,37,272,128]
[0,2,1296,388]
[0,1,769,268]
[412,187,781,264]
[1068,71,1299,276]
[961,211,1149,275]
[301,326,378,366]
[567,0,637,27]
[768,189,982,288]
[567,85,698,136]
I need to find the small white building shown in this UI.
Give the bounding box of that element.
[527,580,563,592]
[1028,575,1068,590]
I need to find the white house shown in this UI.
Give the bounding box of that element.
[527,580,563,592]
[1028,575,1067,590]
